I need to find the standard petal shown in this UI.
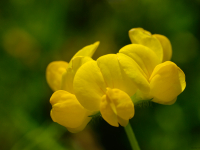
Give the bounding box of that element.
[129,28,163,62]
[117,53,150,93]
[153,34,172,62]
[61,67,74,93]
[97,54,137,96]
[46,61,68,91]
[73,61,107,111]
[68,41,99,68]
[50,90,93,129]
[61,56,93,93]
[73,41,99,58]
[72,56,93,73]
[149,61,186,104]
[119,44,160,77]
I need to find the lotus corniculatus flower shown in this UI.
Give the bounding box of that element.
[73,54,147,127]
[46,42,99,132]
[118,28,186,105]
[46,28,186,133]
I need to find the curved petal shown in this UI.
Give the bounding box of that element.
[66,114,92,133]
[100,94,119,127]
[178,67,186,91]
[149,61,186,104]
[73,61,107,111]
[131,89,153,103]
[119,44,160,77]
[61,68,74,93]
[109,89,134,121]
[50,90,93,129]
[61,56,93,93]
[72,56,93,73]
[152,97,177,105]
[153,34,172,62]
[100,88,134,127]
[97,54,137,96]
[117,53,150,93]
[129,28,163,62]
[73,41,99,58]
[46,61,68,91]
[68,41,99,68]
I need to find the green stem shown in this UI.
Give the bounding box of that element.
[124,122,141,150]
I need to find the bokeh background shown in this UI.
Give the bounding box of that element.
[0,0,200,150]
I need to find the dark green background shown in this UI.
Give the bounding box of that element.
[0,0,200,150]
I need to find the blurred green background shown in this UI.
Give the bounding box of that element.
[0,0,200,150]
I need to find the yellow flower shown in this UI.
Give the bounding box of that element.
[46,42,99,132]
[73,54,148,127]
[46,61,68,91]
[118,28,186,104]
[46,28,186,132]
[129,28,172,62]
[149,61,186,105]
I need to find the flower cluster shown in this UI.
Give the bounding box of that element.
[46,28,186,132]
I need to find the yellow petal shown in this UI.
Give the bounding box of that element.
[61,56,93,93]
[129,28,163,62]
[178,67,186,91]
[68,41,99,68]
[97,54,137,96]
[100,88,134,127]
[119,44,160,77]
[153,34,172,62]
[149,61,186,104]
[73,41,99,58]
[117,116,129,127]
[108,88,134,120]
[50,90,93,129]
[73,61,107,111]
[66,110,94,133]
[152,97,177,105]
[72,56,93,73]
[61,68,74,93]
[46,61,68,91]
[117,53,150,93]
[131,89,153,103]
[100,94,119,127]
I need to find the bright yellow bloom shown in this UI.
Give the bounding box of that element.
[129,28,172,62]
[73,54,148,127]
[100,88,134,127]
[46,28,186,132]
[46,42,99,132]
[50,90,92,132]
[118,28,186,104]
[46,61,68,91]
[149,61,186,104]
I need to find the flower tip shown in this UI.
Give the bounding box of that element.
[129,27,142,32]
[129,27,151,36]
[93,41,100,48]
[94,41,100,45]
[128,28,139,35]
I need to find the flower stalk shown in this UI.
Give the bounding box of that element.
[124,122,140,150]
